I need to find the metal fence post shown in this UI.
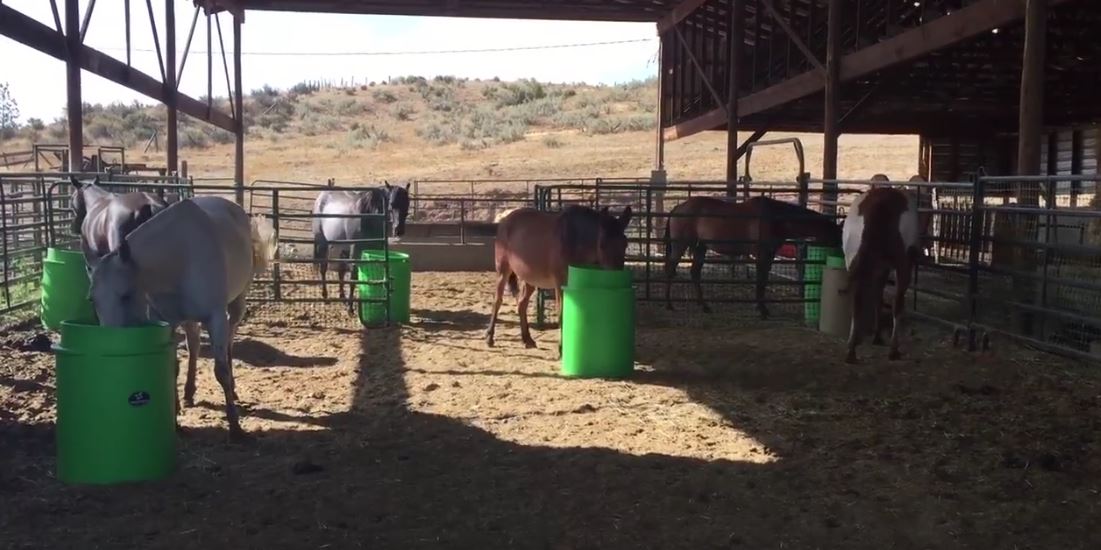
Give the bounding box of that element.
[272,189,282,302]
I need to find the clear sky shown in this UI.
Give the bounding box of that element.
[0,1,658,123]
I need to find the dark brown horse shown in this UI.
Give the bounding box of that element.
[485,204,632,351]
[663,196,842,319]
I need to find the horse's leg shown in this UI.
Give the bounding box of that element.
[518,283,537,349]
[484,271,508,347]
[871,268,891,346]
[316,240,330,300]
[888,260,912,361]
[337,247,349,308]
[690,243,711,313]
[206,313,246,441]
[845,280,864,364]
[182,321,201,407]
[227,296,248,402]
[664,240,690,311]
[755,241,779,320]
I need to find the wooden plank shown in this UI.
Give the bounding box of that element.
[760,0,824,74]
[233,13,245,205]
[662,0,1075,141]
[165,0,178,174]
[0,4,236,132]
[1016,0,1046,177]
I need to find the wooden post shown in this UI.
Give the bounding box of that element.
[1011,0,1047,337]
[1016,0,1046,179]
[725,0,743,194]
[165,0,178,175]
[233,13,244,206]
[65,0,82,172]
[654,32,666,171]
[822,0,842,215]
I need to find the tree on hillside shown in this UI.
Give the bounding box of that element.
[0,82,20,139]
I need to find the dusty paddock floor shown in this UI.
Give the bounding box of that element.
[2,272,1100,549]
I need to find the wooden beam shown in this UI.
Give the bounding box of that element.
[0,4,236,132]
[760,0,825,74]
[662,0,1075,141]
[65,0,82,171]
[673,23,727,117]
[658,0,711,32]
[655,31,667,171]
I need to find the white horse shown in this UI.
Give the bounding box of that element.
[89,196,277,440]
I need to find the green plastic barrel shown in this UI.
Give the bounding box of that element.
[41,248,96,330]
[560,265,635,379]
[826,254,846,270]
[52,320,176,484]
[804,245,841,327]
[356,250,411,326]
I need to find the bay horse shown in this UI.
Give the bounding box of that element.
[89,196,277,440]
[485,204,632,352]
[841,186,921,363]
[663,196,842,318]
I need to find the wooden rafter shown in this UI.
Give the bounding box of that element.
[0,4,236,132]
[662,0,1079,141]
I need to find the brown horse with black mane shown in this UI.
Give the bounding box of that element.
[485,204,632,351]
[664,195,842,319]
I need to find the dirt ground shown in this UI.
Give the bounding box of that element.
[2,272,1100,549]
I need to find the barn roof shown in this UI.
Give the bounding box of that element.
[203,0,683,23]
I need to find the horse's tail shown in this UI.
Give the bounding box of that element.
[250,214,278,276]
[507,273,519,298]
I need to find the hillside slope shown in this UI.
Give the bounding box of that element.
[1,77,917,185]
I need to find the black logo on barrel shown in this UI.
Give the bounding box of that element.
[128,391,151,407]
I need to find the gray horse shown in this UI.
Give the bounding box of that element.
[311,181,410,314]
[89,196,277,440]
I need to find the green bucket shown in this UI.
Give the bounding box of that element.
[561,266,635,379]
[52,320,177,484]
[804,245,841,326]
[356,250,411,326]
[41,248,96,330]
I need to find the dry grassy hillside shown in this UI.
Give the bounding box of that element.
[1,77,918,186]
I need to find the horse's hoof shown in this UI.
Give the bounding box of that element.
[485,337,495,348]
[701,305,713,314]
[844,353,858,364]
[872,337,885,346]
[228,429,254,445]
[523,340,538,349]
[888,350,902,361]
[183,397,196,408]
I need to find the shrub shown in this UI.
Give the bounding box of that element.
[347,124,391,149]
[542,136,563,149]
[391,103,415,120]
[372,89,397,103]
[289,81,320,96]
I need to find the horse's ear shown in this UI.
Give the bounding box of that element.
[92,176,100,186]
[118,240,132,264]
[618,206,633,229]
[384,180,392,189]
[70,176,82,189]
[404,182,411,191]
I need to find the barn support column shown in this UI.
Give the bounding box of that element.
[821,0,842,215]
[233,13,244,206]
[725,0,743,195]
[65,0,83,171]
[1010,0,1048,337]
[165,0,178,175]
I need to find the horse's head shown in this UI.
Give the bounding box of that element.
[69,175,100,234]
[383,180,411,237]
[595,205,633,269]
[88,240,149,326]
